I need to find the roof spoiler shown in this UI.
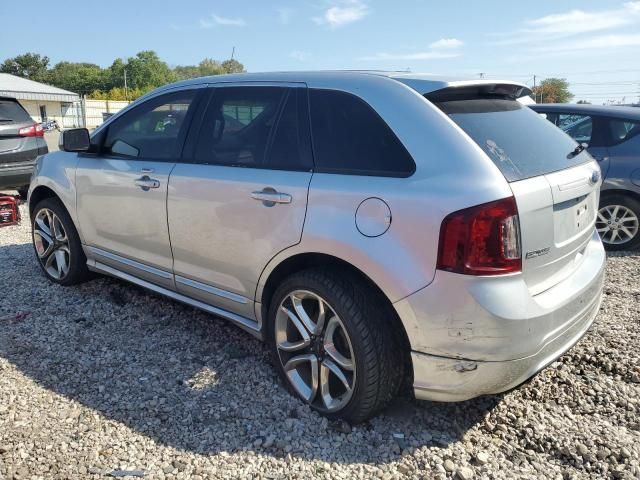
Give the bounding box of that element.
[425,82,533,102]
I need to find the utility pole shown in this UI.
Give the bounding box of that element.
[231,46,235,60]
[478,72,485,79]
[124,68,128,102]
[533,75,537,103]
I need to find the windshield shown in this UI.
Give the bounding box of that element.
[434,98,591,182]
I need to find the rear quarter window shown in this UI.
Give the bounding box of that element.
[608,119,640,145]
[435,99,591,182]
[309,89,415,177]
[0,99,32,123]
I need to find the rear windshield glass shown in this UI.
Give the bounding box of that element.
[0,99,31,123]
[434,98,591,182]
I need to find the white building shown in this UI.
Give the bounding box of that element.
[0,73,82,128]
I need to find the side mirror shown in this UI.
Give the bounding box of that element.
[59,128,90,152]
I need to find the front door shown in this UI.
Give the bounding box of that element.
[76,88,200,288]
[167,85,313,319]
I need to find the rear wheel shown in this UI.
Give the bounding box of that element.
[31,197,91,285]
[596,194,640,251]
[267,268,404,423]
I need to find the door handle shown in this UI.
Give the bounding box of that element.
[134,175,160,191]
[251,189,292,206]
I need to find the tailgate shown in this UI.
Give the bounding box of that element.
[430,91,603,294]
[0,98,36,159]
[0,123,27,155]
[511,161,601,295]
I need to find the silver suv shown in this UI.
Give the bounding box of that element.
[28,72,606,422]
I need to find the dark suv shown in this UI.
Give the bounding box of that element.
[531,103,640,250]
[0,96,48,197]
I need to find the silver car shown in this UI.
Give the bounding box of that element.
[28,72,605,422]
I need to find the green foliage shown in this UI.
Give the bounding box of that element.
[1,51,246,100]
[221,59,245,74]
[89,86,153,101]
[174,58,226,80]
[124,50,176,89]
[532,78,574,103]
[0,53,50,81]
[46,62,107,94]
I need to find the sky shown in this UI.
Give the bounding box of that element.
[1,0,639,104]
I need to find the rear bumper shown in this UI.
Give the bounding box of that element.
[394,230,606,402]
[0,164,34,189]
[411,288,601,401]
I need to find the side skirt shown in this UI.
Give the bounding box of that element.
[88,260,263,340]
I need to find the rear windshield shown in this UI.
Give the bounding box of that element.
[0,99,31,123]
[434,98,591,182]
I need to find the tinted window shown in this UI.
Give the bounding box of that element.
[609,119,640,144]
[438,99,590,182]
[309,89,415,176]
[194,87,311,170]
[104,90,196,159]
[556,114,593,144]
[0,99,32,123]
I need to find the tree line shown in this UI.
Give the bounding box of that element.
[531,78,575,104]
[1,51,245,101]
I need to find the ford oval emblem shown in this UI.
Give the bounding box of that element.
[590,170,601,184]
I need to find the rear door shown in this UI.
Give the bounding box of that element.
[167,84,313,318]
[435,97,601,295]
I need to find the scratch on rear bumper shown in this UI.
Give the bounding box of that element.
[412,281,603,402]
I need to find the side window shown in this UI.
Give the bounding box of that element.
[309,89,415,176]
[608,119,640,145]
[104,90,197,160]
[194,86,312,170]
[557,113,593,145]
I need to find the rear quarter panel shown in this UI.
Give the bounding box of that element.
[256,76,513,304]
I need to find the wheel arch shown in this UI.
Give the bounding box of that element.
[599,188,640,205]
[29,185,60,216]
[258,252,413,385]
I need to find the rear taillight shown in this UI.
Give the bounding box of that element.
[437,196,521,275]
[18,123,44,137]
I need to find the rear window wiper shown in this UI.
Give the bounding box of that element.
[567,143,587,159]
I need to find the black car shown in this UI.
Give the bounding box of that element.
[0,96,48,197]
[530,103,640,250]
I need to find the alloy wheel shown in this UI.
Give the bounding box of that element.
[275,290,356,412]
[596,204,639,246]
[33,208,71,280]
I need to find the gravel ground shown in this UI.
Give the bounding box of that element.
[1,202,639,480]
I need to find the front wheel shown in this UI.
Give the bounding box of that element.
[31,197,91,285]
[596,194,640,251]
[268,268,404,423]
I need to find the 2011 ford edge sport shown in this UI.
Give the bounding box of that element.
[28,72,606,422]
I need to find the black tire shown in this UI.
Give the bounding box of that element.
[31,197,91,286]
[267,268,404,423]
[17,187,28,200]
[597,194,640,251]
